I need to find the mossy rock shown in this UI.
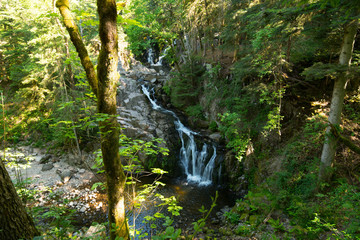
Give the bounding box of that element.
[240,213,249,221]
[235,201,250,213]
[218,227,232,236]
[249,215,262,226]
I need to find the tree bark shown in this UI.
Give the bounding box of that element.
[0,159,40,240]
[55,0,98,97]
[318,20,358,183]
[97,0,129,239]
[56,0,129,239]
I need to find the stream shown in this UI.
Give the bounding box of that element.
[123,81,236,236]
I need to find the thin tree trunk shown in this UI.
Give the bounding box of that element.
[55,0,98,96]
[318,20,358,183]
[56,0,129,239]
[0,159,40,239]
[97,0,129,239]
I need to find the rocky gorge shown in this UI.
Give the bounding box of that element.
[2,60,256,239]
[116,62,233,185]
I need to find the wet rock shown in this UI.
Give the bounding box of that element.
[40,154,52,164]
[41,163,54,171]
[209,132,222,142]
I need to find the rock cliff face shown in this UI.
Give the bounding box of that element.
[116,63,181,175]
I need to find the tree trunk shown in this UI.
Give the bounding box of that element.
[97,0,129,239]
[0,159,40,239]
[318,20,358,183]
[55,0,98,97]
[56,0,129,239]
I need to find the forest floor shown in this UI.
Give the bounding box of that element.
[2,144,109,237]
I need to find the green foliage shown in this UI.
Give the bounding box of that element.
[0,0,100,149]
[307,213,360,240]
[169,56,206,109]
[219,112,250,161]
[185,105,204,120]
[13,177,42,205]
[40,203,76,238]
[90,132,182,239]
[224,211,240,224]
[235,225,252,236]
[122,0,178,60]
[209,121,218,132]
[258,83,285,138]
[91,133,169,190]
[151,226,181,240]
[268,218,286,232]
[187,191,218,239]
[124,25,152,57]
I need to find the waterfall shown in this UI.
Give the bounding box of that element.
[147,48,155,65]
[152,47,169,66]
[141,85,219,186]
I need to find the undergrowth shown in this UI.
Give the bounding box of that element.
[223,111,360,239]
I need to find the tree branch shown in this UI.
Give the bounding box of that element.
[55,0,98,97]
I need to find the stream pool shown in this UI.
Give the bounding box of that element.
[72,175,238,238]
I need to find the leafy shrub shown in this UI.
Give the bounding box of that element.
[209,121,218,132]
[224,211,240,224]
[185,105,204,120]
[169,56,206,109]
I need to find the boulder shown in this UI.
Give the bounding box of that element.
[40,154,52,164]
[209,132,222,142]
[56,169,75,183]
[41,163,54,171]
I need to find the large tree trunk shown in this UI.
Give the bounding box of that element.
[56,0,129,239]
[318,20,358,183]
[0,159,40,239]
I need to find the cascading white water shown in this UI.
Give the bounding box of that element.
[152,47,169,66]
[147,48,155,65]
[142,85,219,186]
